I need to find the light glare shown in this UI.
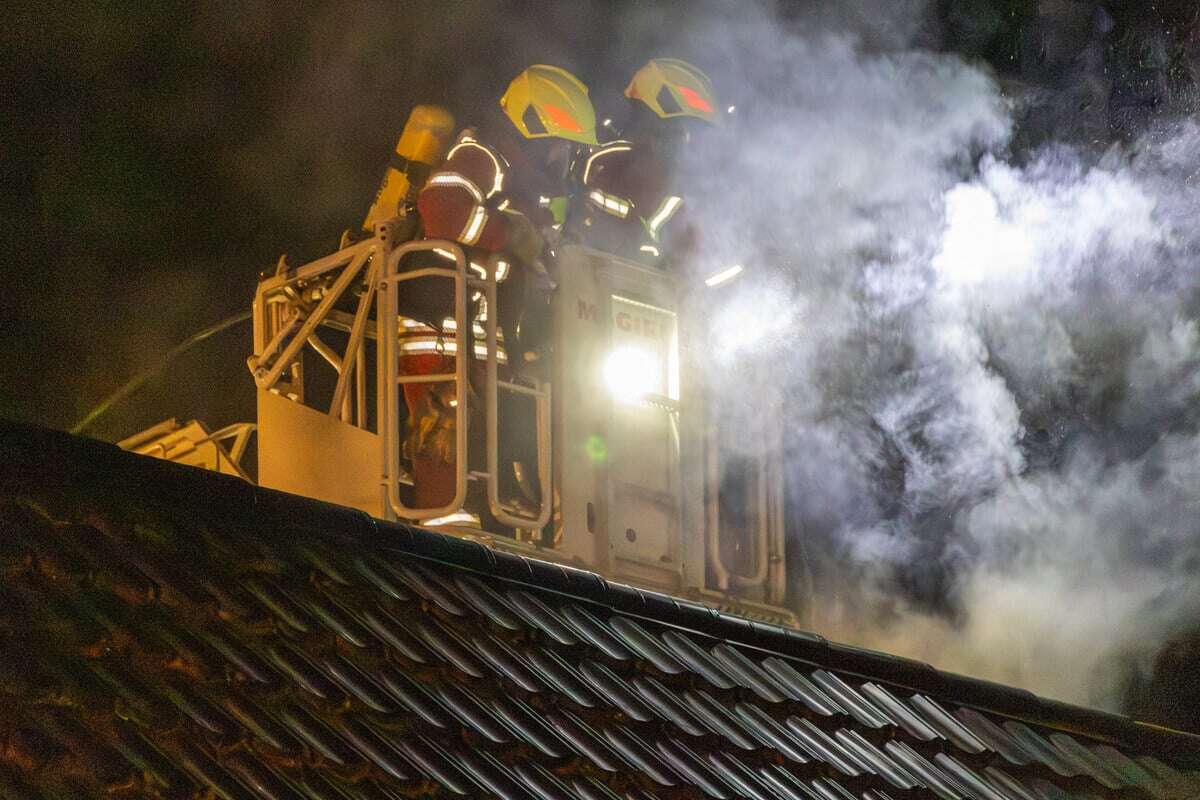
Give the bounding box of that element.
[603,346,661,404]
[705,264,744,287]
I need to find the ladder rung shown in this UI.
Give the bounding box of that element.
[496,380,544,398]
[396,373,457,384]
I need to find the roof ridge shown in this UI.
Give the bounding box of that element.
[3,418,1198,771]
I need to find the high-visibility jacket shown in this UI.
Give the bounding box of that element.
[415,128,558,371]
[418,135,512,251]
[416,130,557,253]
[579,139,684,249]
[397,315,507,364]
[410,131,529,352]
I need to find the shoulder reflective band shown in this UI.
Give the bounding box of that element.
[447,140,506,197]
[639,244,661,257]
[428,172,484,203]
[582,141,632,185]
[646,195,682,236]
[588,190,631,219]
[460,205,488,245]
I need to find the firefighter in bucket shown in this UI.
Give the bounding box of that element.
[403,65,599,518]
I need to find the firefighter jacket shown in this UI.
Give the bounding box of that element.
[409,129,557,366]
[579,139,683,254]
[416,131,557,254]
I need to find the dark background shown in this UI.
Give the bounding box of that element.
[4,0,1197,438]
[0,0,684,440]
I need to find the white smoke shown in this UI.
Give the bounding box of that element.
[675,2,1200,711]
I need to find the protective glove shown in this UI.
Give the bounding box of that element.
[502,211,544,267]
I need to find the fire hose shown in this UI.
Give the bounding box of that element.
[70,311,251,436]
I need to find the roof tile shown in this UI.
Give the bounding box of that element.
[610,617,688,675]
[1,420,1198,799]
[560,603,634,660]
[660,629,736,687]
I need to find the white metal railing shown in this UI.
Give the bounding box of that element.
[249,240,382,433]
[119,419,257,471]
[481,262,552,530]
[704,423,785,603]
[378,238,471,522]
[249,222,552,532]
[249,239,378,424]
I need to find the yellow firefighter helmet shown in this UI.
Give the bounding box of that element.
[625,58,721,126]
[500,65,599,145]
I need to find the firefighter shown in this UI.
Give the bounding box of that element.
[574,59,721,264]
[402,65,598,513]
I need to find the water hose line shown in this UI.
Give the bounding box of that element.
[70,311,251,435]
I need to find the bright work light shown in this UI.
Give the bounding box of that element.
[603,346,661,404]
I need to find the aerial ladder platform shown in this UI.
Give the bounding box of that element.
[126,106,799,626]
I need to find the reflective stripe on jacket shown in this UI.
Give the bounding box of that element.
[417,136,512,251]
[581,139,683,241]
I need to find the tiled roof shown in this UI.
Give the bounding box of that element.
[1,421,1198,800]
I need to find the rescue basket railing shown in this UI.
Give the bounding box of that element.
[379,238,471,523]
[482,262,553,531]
[248,223,554,531]
[703,423,785,603]
[248,238,381,429]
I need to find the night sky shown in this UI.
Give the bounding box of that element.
[5,0,1187,438]
[1,0,713,440]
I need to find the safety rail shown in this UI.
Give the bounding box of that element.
[379,238,472,522]
[118,419,257,482]
[481,261,553,530]
[239,229,796,619]
[703,423,785,604]
[249,238,382,430]
[249,222,553,532]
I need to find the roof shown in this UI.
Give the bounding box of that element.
[1,420,1198,800]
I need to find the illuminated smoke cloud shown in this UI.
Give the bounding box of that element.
[676,2,1200,712]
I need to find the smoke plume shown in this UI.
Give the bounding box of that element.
[677,2,1200,715]
[10,0,1198,724]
